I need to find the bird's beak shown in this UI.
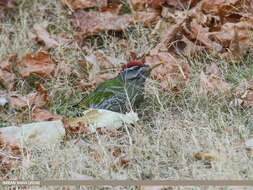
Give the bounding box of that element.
[145,62,163,71]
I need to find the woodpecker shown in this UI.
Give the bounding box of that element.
[74,62,162,113]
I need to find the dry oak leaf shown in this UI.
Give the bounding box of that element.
[210,19,253,57]
[32,106,61,122]
[18,52,57,78]
[146,53,190,91]
[167,0,201,10]
[199,71,231,95]
[201,0,252,20]
[33,23,59,49]
[9,82,50,110]
[191,19,222,52]
[61,0,107,10]
[133,9,161,27]
[0,131,26,175]
[34,82,50,107]
[71,10,132,37]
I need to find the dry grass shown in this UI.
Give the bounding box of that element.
[1,0,253,190]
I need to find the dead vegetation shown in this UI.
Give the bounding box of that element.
[0,0,253,189]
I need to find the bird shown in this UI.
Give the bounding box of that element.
[73,61,162,113]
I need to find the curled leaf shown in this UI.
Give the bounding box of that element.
[32,106,61,122]
[18,52,57,78]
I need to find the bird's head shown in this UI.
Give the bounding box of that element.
[119,61,162,84]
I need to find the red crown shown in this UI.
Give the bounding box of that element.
[122,61,145,71]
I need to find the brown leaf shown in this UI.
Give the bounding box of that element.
[32,106,61,122]
[71,10,132,37]
[33,23,59,49]
[133,9,161,26]
[191,19,222,52]
[0,131,26,175]
[118,155,130,167]
[62,119,88,137]
[167,0,201,10]
[148,0,165,9]
[9,96,30,110]
[0,69,15,90]
[34,82,50,107]
[61,0,107,10]
[9,83,50,110]
[201,0,251,22]
[132,0,148,11]
[101,4,122,14]
[0,54,17,90]
[0,0,15,19]
[199,71,231,95]
[146,53,190,91]
[18,52,57,78]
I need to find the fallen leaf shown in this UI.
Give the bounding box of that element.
[32,106,61,122]
[167,0,201,10]
[33,23,59,49]
[132,0,148,11]
[34,83,49,107]
[0,54,17,90]
[199,71,231,95]
[118,155,130,167]
[18,52,57,78]
[62,119,88,137]
[191,19,222,52]
[71,10,132,37]
[146,53,190,91]
[148,0,165,9]
[0,0,15,19]
[133,9,161,26]
[0,69,15,90]
[0,131,26,175]
[101,4,122,14]
[61,0,107,10]
[9,82,50,110]
[9,95,33,110]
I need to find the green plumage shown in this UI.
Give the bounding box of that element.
[77,76,125,109]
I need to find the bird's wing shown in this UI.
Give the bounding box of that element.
[76,77,125,108]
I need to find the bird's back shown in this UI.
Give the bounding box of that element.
[75,76,145,113]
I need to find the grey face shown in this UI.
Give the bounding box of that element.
[119,65,151,84]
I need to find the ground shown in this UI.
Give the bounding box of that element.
[0,0,253,190]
